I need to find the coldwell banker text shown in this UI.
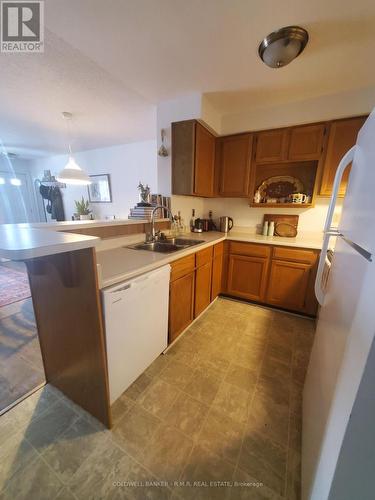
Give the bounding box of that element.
[1,0,44,52]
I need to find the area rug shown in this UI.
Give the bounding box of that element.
[0,266,31,307]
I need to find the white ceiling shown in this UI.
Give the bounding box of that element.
[1,0,375,156]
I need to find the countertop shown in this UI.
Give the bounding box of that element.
[0,225,99,260]
[0,218,169,260]
[97,230,323,289]
[16,218,170,231]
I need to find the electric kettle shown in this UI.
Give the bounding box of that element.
[219,216,234,233]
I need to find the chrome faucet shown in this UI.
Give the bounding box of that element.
[146,205,174,242]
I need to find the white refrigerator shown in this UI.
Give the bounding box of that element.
[302,110,375,500]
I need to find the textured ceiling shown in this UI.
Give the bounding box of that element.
[1,0,375,156]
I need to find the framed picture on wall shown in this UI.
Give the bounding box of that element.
[87,174,112,203]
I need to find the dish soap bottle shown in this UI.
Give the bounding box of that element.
[190,209,196,232]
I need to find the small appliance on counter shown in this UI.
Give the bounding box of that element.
[191,210,218,232]
[193,218,210,232]
[219,216,234,233]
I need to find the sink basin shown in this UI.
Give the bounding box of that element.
[165,238,205,246]
[126,238,205,253]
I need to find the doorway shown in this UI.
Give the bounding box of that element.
[0,170,36,224]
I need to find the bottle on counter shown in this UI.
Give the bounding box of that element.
[268,221,275,236]
[208,210,217,231]
[190,209,196,232]
[262,221,269,236]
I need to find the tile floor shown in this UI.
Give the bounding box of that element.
[0,298,315,500]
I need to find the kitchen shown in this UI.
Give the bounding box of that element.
[1,2,375,500]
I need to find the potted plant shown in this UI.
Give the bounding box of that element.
[137,182,151,206]
[75,197,92,220]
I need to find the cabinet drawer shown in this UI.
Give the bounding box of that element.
[229,241,271,258]
[272,246,317,264]
[213,241,224,259]
[170,254,195,281]
[196,246,213,267]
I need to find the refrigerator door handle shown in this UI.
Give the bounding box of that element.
[315,231,332,305]
[324,145,357,233]
[316,146,357,305]
[340,235,372,262]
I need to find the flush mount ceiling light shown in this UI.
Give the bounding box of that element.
[57,112,91,186]
[258,26,308,68]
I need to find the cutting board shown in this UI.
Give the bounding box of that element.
[263,214,299,237]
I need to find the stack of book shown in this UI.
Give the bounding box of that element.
[128,195,171,220]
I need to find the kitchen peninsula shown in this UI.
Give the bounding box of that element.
[0,219,322,428]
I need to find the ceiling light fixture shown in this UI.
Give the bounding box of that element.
[258,26,308,69]
[57,112,91,186]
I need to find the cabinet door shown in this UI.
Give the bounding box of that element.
[195,261,212,317]
[211,255,223,301]
[227,254,269,302]
[255,129,289,163]
[288,124,326,161]
[169,272,195,343]
[266,259,311,312]
[194,122,215,197]
[219,134,252,196]
[171,120,195,195]
[319,116,366,197]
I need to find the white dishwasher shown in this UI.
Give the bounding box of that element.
[101,265,170,404]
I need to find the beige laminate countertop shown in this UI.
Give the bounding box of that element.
[0,218,169,260]
[96,230,323,289]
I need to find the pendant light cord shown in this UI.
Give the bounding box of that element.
[62,112,74,157]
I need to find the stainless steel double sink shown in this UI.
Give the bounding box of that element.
[126,238,205,254]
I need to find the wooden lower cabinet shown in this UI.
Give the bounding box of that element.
[227,254,269,302]
[266,259,311,311]
[169,271,195,343]
[226,241,319,315]
[195,261,212,317]
[211,255,223,300]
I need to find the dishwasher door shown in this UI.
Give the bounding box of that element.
[102,265,170,404]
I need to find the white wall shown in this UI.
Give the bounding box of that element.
[31,140,157,221]
[171,195,341,234]
[220,86,375,134]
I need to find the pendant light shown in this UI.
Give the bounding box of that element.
[57,112,91,185]
[258,26,308,68]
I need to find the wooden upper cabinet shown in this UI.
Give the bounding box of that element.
[319,116,367,197]
[219,133,253,197]
[255,129,289,163]
[194,122,215,196]
[288,124,326,161]
[172,120,215,197]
